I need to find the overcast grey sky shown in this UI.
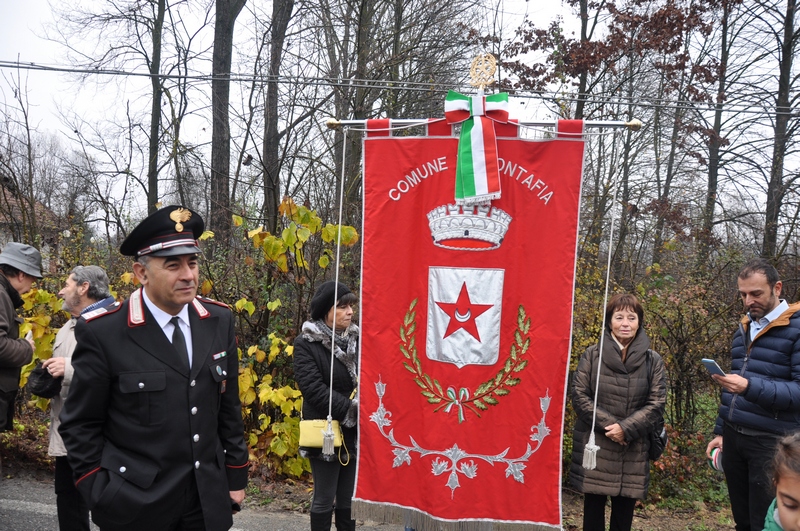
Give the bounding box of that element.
[0,0,571,135]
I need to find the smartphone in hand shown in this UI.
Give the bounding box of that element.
[701,358,725,377]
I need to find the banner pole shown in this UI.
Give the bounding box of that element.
[326,117,642,131]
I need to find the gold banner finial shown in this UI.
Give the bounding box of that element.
[469,54,497,90]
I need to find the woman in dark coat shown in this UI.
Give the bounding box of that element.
[294,281,359,531]
[569,293,666,531]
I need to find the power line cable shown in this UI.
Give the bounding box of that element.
[0,59,796,118]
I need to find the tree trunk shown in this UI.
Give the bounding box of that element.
[575,0,589,120]
[210,0,247,251]
[697,2,728,267]
[147,0,166,214]
[262,0,294,233]
[762,0,795,259]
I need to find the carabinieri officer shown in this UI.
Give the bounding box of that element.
[59,205,249,531]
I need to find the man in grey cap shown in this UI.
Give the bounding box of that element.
[0,242,41,433]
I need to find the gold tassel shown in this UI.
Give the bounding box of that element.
[583,432,599,470]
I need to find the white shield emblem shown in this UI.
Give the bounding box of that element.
[426,266,504,368]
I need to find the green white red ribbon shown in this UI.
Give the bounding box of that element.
[444,89,509,205]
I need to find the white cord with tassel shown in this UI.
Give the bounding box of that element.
[582,211,618,470]
[321,127,351,458]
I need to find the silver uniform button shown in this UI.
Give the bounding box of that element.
[194,461,200,469]
[119,466,126,473]
[190,380,196,387]
[191,407,198,415]
[138,382,144,389]
[193,434,200,442]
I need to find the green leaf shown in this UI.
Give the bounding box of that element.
[484,396,499,405]
[506,377,521,386]
[474,400,488,410]
[318,254,330,269]
[400,346,410,359]
[475,382,490,395]
[495,388,510,396]
[514,359,529,372]
[414,378,427,389]
[282,223,298,248]
[504,358,513,372]
[434,380,443,394]
[270,435,289,456]
[403,363,416,374]
[428,397,442,404]
[421,391,436,398]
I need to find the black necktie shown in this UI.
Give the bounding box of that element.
[171,316,189,369]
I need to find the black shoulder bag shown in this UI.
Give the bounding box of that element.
[645,349,668,461]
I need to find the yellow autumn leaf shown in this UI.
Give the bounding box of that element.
[267,299,282,311]
[297,227,312,243]
[340,225,360,245]
[261,235,286,262]
[201,279,213,296]
[232,214,244,226]
[278,196,299,218]
[276,254,288,273]
[120,272,135,285]
[199,230,215,241]
[248,226,264,238]
[269,343,281,364]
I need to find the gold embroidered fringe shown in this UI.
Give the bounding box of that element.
[352,500,560,531]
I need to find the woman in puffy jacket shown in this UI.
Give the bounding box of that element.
[294,281,359,531]
[569,293,666,531]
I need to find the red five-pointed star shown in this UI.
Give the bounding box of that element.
[435,282,493,341]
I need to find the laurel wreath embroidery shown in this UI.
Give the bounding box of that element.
[400,298,531,422]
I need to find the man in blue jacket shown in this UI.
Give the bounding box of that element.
[706,258,800,531]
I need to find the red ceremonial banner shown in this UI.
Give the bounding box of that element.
[355,122,585,530]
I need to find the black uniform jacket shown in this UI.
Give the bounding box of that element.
[59,289,249,531]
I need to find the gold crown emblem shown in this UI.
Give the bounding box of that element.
[427,204,512,251]
[169,208,192,232]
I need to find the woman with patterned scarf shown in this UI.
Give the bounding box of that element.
[294,281,359,531]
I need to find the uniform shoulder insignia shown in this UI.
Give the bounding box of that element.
[195,295,230,309]
[82,302,122,322]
